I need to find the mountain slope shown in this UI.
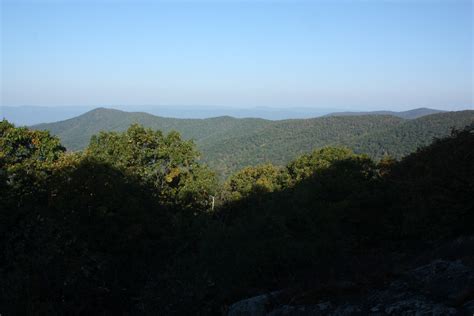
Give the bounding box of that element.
[326,107,445,119]
[201,111,474,175]
[345,110,474,158]
[200,115,404,174]
[33,108,272,151]
[33,108,474,177]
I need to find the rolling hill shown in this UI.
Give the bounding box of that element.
[326,107,445,119]
[33,108,474,176]
[33,108,273,152]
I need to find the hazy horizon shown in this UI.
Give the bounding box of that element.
[2,0,473,110]
[2,104,468,126]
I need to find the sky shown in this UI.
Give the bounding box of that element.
[1,0,473,111]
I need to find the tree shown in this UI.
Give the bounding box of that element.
[286,147,359,184]
[222,164,287,202]
[0,120,66,214]
[85,124,217,210]
[0,120,65,168]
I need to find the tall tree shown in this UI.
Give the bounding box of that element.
[86,124,217,210]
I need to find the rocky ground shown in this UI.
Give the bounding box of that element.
[227,237,474,315]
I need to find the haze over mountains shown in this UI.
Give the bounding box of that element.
[32,107,474,176]
[2,105,446,126]
[2,105,336,125]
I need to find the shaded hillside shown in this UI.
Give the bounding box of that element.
[33,108,272,152]
[345,110,474,159]
[201,111,473,175]
[201,115,403,175]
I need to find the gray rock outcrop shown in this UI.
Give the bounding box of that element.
[228,259,474,315]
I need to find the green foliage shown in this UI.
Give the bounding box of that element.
[33,108,273,152]
[384,123,474,239]
[344,110,474,159]
[222,164,287,202]
[0,120,66,209]
[86,124,218,210]
[286,147,358,183]
[220,147,364,202]
[33,108,474,177]
[1,157,172,314]
[0,119,65,168]
[2,120,473,314]
[0,121,211,314]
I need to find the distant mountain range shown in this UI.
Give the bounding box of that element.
[1,106,94,126]
[32,108,474,176]
[326,107,445,119]
[3,105,447,125]
[2,105,334,125]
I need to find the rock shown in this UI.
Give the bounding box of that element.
[332,304,362,315]
[267,302,333,316]
[383,297,457,315]
[367,280,457,315]
[228,291,282,316]
[227,259,474,315]
[405,259,474,305]
[365,260,473,315]
[463,300,474,313]
[415,236,474,263]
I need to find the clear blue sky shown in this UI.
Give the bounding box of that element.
[1,0,472,110]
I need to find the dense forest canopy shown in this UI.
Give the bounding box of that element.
[33,108,474,177]
[1,119,473,314]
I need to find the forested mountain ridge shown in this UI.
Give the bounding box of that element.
[33,108,273,152]
[326,107,445,119]
[33,108,474,176]
[2,105,444,126]
[343,110,474,158]
[202,110,474,175]
[201,115,404,175]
